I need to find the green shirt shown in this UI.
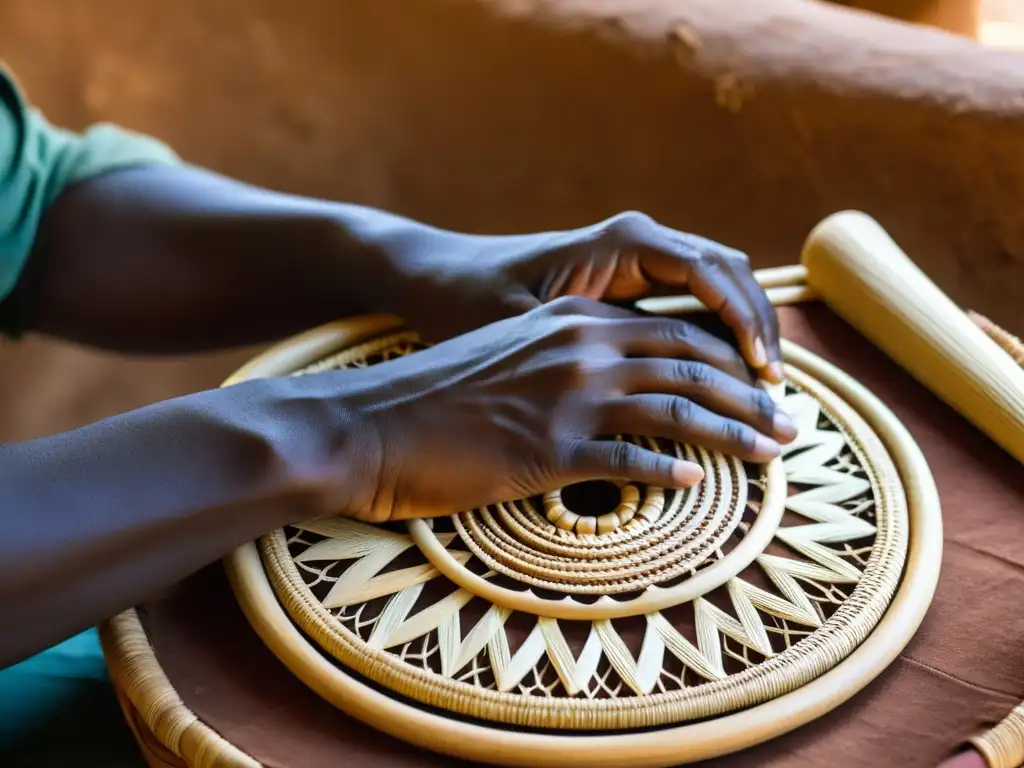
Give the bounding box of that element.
[0,65,178,309]
[0,65,177,766]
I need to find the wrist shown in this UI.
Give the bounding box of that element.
[237,373,380,524]
[325,204,466,318]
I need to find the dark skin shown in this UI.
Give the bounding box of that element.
[0,164,794,668]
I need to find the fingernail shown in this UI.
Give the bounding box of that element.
[773,410,798,442]
[766,360,785,384]
[749,434,781,463]
[752,336,768,369]
[671,461,705,487]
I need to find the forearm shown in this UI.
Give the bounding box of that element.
[0,379,330,667]
[8,164,432,352]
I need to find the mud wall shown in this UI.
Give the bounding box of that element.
[0,0,1021,443]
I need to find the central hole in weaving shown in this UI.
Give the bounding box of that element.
[560,480,620,517]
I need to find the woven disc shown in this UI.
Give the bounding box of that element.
[229,315,926,742]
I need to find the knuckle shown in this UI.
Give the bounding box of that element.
[678,361,714,388]
[546,342,608,389]
[606,440,635,472]
[602,210,655,242]
[685,235,748,266]
[669,320,694,342]
[722,246,751,265]
[558,438,586,471]
[565,358,593,388]
[650,319,694,349]
[681,233,720,259]
[668,396,696,426]
[753,389,776,422]
[721,421,756,453]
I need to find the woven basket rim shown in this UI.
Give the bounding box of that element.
[217,317,943,766]
[98,266,1024,765]
[256,341,909,731]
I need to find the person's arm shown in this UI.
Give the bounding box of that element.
[9,163,442,352]
[1,65,784,376]
[0,378,333,668]
[13,166,788,382]
[0,299,795,669]
[0,66,431,354]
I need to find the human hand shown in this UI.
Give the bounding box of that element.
[285,298,796,523]
[383,211,782,383]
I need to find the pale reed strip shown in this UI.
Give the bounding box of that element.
[266,513,894,727]
[496,457,694,557]
[100,611,260,768]
[632,263,811,315]
[971,703,1024,768]
[451,495,736,594]
[295,331,419,376]
[460,495,732,583]
[594,618,666,696]
[111,684,189,768]
[451,449,739,593]
[638,284,817,315]
[740,562,822,629]
[651,607,726,680]
[754,264,810,289]
[803,211,1024,464]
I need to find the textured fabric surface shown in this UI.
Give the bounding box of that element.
[134,302,1024,767]
[0,66,178,316]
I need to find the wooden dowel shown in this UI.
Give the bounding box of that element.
[639,284,816,316]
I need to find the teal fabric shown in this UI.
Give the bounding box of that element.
[0,629,145,767]
[0,64,179,766]
[0,64,178,321]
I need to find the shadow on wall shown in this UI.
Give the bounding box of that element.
[0,0,1022,439]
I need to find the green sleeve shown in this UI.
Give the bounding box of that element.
[0,66,179,307]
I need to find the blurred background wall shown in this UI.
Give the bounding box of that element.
[0,0,1021,447]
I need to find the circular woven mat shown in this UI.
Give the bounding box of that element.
[230,316,921,734]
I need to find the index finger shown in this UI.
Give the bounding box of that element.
[596,214,778,379]
[728,261,783,382]
[605,316,753,385]
[677,249,774,379]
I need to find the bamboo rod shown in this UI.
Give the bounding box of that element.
[801,210,1024,464]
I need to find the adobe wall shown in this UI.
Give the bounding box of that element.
[0,0,1020,440]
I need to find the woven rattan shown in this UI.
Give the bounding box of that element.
[103,238,981,765]
[251,325,910,732]
[99,317,952,766]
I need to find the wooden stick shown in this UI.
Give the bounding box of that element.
[639,283,816,316]
[802,211,1024,464]
[637,265,813,315]
[748,264,810,289]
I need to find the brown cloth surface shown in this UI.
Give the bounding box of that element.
[140,302,1024,767]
